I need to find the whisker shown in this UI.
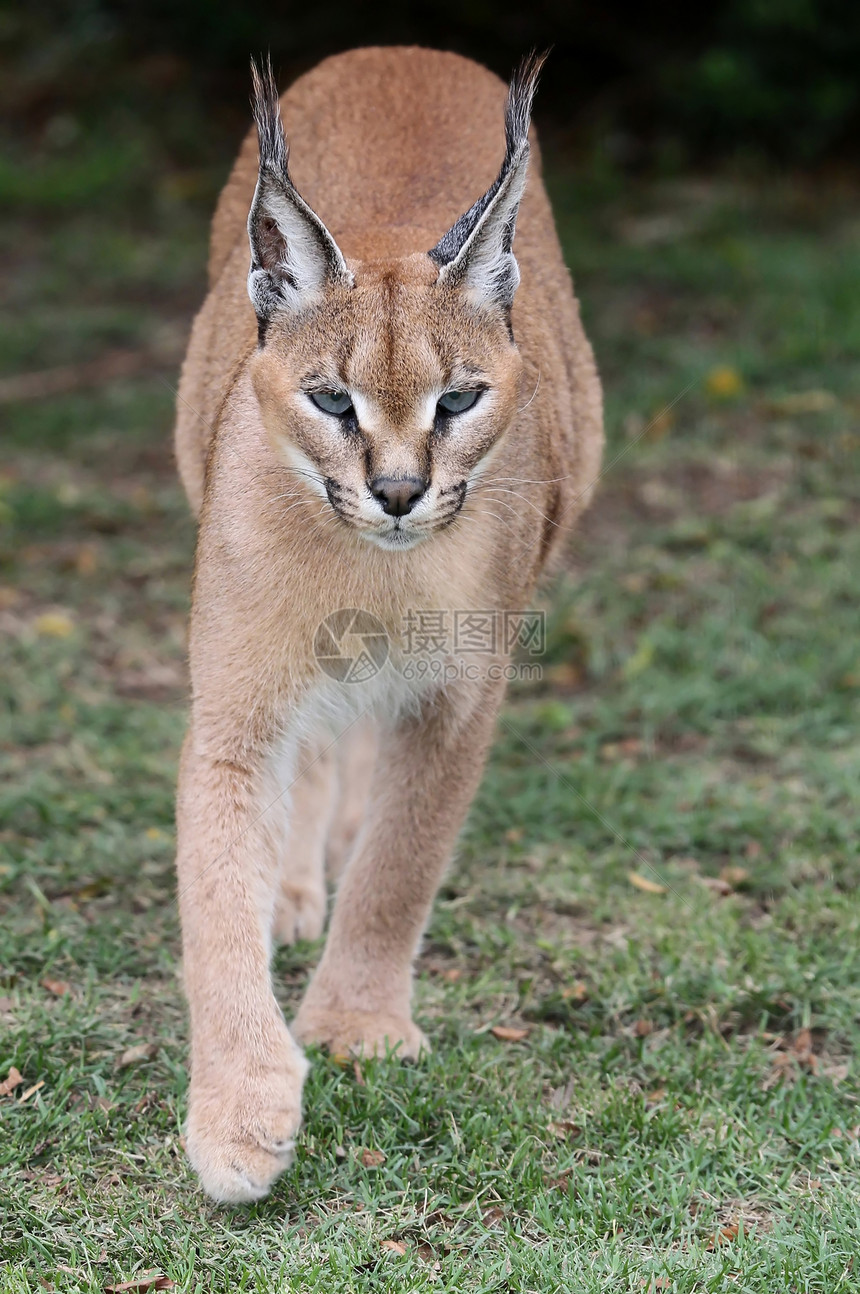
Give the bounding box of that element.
[478,485,561,528]
[516,369,541,414]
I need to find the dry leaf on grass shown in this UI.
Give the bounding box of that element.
[118,1043,158,1068]
[700,876,733,897]
[628,872,666,895]
[490,1025,530,1042]
[0,1066,23,1097]
[33,611,75,638]
[18,1080,45,1103]
[548,1119,582,1139]
[41,978,71,997]
[481,1205,505,1226]
[719,865,750,888]
[360,1148,385,1168]
[707,1222,739,1248]
[104,1273,174,1292]
[380,1240,407,1255]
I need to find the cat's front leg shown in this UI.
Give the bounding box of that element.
[176,730,308,1203]
[293,676,505,1057]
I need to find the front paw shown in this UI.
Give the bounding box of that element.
[185,1044,309,1204]
[273,880,326,944]
[292,1002,428,1060]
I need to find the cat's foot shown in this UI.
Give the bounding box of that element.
[292,1002,428,1060]
[185,1041,309,1203]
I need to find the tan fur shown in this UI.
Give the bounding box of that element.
[173,46,603,1202]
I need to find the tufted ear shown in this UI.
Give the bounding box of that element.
[247,58,352,338]
[429,52,546,313]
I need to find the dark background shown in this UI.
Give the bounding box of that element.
[3,0,859,188]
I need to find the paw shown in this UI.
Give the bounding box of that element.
[273,880,326,944]
[185,1047,309,1204]
[292,1003,428,1060]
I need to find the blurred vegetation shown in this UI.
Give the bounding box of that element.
[1,0,858,206]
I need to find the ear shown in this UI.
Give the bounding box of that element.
[429,52,546,313]
[247,58,353,336]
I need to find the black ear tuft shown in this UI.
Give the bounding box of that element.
[429,50,548,271]
[246,57,352,334]
[503,49,547,162]
[250,55,289,180]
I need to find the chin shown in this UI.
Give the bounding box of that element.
[361,526,428,552]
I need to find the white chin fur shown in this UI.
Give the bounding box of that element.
[361,526,427,551]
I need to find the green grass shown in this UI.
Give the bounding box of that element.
[1,152,860,1291]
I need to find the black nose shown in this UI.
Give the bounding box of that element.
[369,476,427,517]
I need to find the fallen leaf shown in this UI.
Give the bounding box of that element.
[18,1080,45,1103]
[352,1060,365,1086]
[645,1087,666,1105]
[719,865,750,888]
[793,1028,813,1056]
[482,1205,505,1226]
[34,611,74,638]
[548,1079,576,1109]
[103,1274,174,1292]
[700,876,733,897]
[490,1025,530,1042]
[380,1240,407,1256]
[705,366,743,399]
[118,1042,157,1068]
[0,1066,23,1097]
[416,1242,436,1264]
[548,1119,582,1139]
[560,981,588,1002]
[628,872,666,895]
[360,1148,385,1168]
[441,967,462,982]
[41,978,71,997]
[707,1222,739,1248]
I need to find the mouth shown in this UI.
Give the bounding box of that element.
[363,522,427,551]
[322,479,468,550]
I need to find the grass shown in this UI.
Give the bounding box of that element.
[1,134,860,1291]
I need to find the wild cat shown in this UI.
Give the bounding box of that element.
[173,46,602,1202]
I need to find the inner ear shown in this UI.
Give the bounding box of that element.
[247,57,352,328]
[256,215,290,280]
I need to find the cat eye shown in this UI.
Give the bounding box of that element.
[310,389,353,416]
[437,389,481,415]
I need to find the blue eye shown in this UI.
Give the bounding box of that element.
[311,389,353,416]
[437,389,481,415]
